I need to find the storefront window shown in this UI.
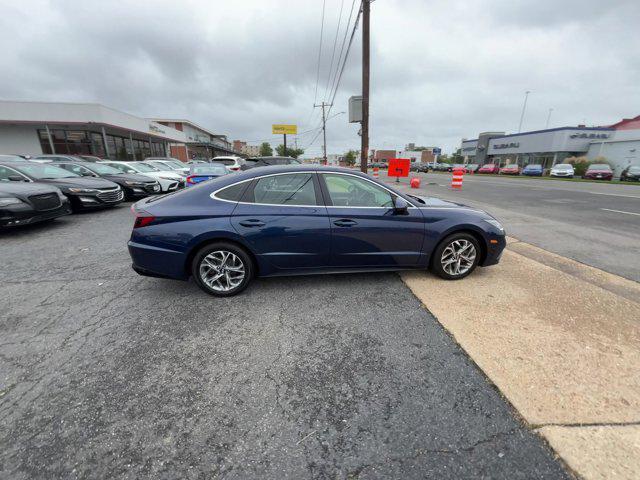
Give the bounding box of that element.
[91,133,105,158]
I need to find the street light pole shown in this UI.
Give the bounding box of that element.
[545,108,553,129]
[518,90,530,133]
[360,0,370,173]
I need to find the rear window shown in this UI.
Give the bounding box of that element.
[212,159,235,166]
[192,165,227,175]
[216,182,248,202]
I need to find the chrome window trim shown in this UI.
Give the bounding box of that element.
[209,170,417,209]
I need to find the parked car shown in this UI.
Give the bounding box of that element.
[240,156,301,170]
[620,165,640,182]
[0,161,123,211]
[0,154,28,163]
[549,164,574,178]
[466,164,480,173]
[478,164,500,174]
[522,164,544,176]
[144,158,190,176]
[499,164,520,175]
[583,163,613,181]
[51,160,161,199]
[186,163,229,186]
[100,161,184,192]
[77,155,103,162]
[211,156,245,172]
[129,165,506,297]
[0,180,71,227]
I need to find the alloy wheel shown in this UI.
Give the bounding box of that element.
[199,250,246,292]
[440,239,477,276]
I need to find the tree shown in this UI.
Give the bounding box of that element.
[275,144,305,158]
[344,150,357,166]
[259,142,273,156]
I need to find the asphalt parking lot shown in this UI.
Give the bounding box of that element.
[386,172,640,281]
[0,205,569,479]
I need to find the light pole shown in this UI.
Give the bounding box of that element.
[545,108,553,129]
[518,90,530,133]
[319,111,345,164]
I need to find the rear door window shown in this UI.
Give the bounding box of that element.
[248,173,319,206]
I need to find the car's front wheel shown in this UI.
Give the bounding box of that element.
[192,242,253,297]
[431,233,481,280]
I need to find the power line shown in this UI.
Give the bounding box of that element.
[305,0,327,130]
[326,0,359,109]
[326,0,362,118]
[322,0,346,103]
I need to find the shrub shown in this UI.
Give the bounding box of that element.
[565,156,591,177]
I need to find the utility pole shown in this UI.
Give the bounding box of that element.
[360,0,370,173]
[314,101,332,164]
[283,134,287,155]
[518,90,530,133]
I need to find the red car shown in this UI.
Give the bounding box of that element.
[499,164,520,175]
[583,164,613,181]
[478,163,500,174]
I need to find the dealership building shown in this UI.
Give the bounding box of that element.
[461,115,640,176]
[0,100,235,161]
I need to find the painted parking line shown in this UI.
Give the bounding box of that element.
[600,208,640,216]
[591,192,640,199]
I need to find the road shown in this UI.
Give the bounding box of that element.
[0,206,568,479]
[384,172,640,282]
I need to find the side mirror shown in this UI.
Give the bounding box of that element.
[8,175,26,182]
[393,197,409,214]
[80,171,95,177]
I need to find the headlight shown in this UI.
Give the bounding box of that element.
[67,188,99,193]
[484,218,504,232]
[0,197,23,206]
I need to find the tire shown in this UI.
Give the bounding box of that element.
[431,233,481,280]
[192,242,253,297]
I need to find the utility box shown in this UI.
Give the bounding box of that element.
[349,96,363,123]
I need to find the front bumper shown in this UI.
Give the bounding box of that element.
[481,234,507,267]
[66,189,125,209]
[0,201,72,227]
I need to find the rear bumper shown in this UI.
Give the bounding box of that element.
[128,240,188,280]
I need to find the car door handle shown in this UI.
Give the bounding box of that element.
[333,219,358,227]
[239,219,265,227]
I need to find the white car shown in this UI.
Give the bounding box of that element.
[550,164,575,178]
[144,158,190,176]
[211,156,245,172]
[100,161,184,192]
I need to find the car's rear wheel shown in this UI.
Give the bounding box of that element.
[192,242,253,297]
[431,233,480,280]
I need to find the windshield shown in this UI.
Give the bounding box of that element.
[628,166,640,173]
[503,164,517,168]
[589,164,611,170]
[0,155,24,161]
[166,161,186,169]
[482,164,496,168]
[554,164,572,170]
[87,164,122,175]
[192,165,227,175]
[14,163,79,179]
[526,164,542,169]
[134,163,160,172]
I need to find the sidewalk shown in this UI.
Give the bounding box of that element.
[401,238,640,480]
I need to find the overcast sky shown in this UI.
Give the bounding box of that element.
[1,0,639,156]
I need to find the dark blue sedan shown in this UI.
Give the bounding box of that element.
[128,165,506,296]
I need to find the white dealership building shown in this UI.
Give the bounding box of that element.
[0,100,236,161]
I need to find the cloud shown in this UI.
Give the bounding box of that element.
[0,0,639,155]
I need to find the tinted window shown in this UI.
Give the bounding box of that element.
[192,164,227,175]
[58,163,92,175]
[212,159,235,165]
[216,182,248,202]
[323,174,394,207]
[0,165,27,181]
[251,173,317,206]
[589,164,611,170]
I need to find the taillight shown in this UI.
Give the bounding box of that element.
[186,175,195,184]
[134,215,155,228]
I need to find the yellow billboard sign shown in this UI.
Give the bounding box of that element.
[272,124,297,135]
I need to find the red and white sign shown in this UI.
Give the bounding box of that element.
[387,158,410,178]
